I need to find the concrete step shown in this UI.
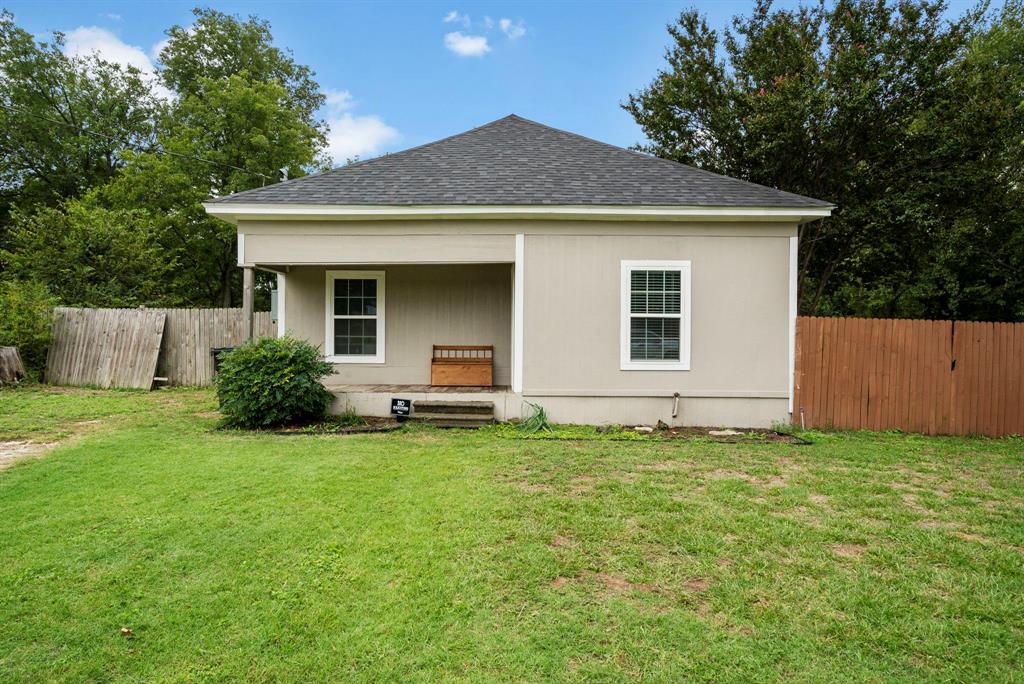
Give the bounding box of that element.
[409,416,494,428]
[411,412,496,422]
[413,400,494,416]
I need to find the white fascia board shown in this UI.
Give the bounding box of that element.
[203,202,833,224]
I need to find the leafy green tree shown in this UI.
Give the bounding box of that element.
[158,8,326,133]
[0,11,158,246]
[2,203,173,308]
[626,0,1022,320]
[96,8,328,306]
[0,278,57,379]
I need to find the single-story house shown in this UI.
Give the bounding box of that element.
[203,115,832,426]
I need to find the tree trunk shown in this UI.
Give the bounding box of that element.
[0,347,26,385]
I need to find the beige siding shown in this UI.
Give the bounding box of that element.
[244,233,514,265]
[522,232,793,400]
[283,264,512,385]
[255,217,796,426]
[523,395,789,428]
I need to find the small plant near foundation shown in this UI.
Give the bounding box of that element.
[334,407,365,428]
[215,336,334,428]
[517,402,553,434]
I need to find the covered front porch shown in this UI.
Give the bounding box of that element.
[233,219,526,419]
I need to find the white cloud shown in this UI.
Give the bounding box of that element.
[101,13,122,21]
[62,26,172,99]
[483,16,494,29]
[442,10,470,27]
[150,37,169,62]
[322,88,400,165]
[444,31,490,57]
[499,18,526,40]
[325,89,355,111]
[64,26,154,72]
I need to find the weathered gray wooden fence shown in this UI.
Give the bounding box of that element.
[46,308,167,389]
[46,307,274,389]
[155,308,274,386]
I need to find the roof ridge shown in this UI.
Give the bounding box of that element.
[213,115,524,203]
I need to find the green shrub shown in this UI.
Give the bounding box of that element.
[215,336,335,428]
[0,279,58,380]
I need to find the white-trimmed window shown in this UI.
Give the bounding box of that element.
[620,260,691,371]
[325,270,385,363]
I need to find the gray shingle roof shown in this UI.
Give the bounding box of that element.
[211,115,831,208]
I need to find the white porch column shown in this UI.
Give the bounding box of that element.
[276,272,287,338]
[788,234,798,414]
[512,233,525,393]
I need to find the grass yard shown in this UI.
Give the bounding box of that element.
[1,388,1022,682]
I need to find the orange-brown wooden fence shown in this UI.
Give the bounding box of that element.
[794,317,1024,437]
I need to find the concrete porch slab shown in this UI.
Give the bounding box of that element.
[326,383,523,421]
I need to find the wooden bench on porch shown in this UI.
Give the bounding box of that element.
[431,345,493,387]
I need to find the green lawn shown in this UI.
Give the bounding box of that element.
[1,388,1022,683]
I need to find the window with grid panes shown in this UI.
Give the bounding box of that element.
[620,261,690,370]
[326,271,384,363]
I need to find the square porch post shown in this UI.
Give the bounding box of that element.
[242,266,255,340]
[512,233,524,393]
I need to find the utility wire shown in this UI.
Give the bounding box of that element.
[0,101,276,184]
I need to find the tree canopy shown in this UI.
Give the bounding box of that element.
[626,0,1023,320]
[0,7,328,307]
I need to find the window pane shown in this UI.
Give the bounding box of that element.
[630,291,646,314]
[334,279,379,316]
[334,310,378,356]
[665,292,681,315]
[630,268,681,315]
[630,316,681,361]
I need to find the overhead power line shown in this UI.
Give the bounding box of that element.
[0,102,276,184]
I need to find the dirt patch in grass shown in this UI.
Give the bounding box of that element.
[901,492,930,514]
[704,469,755,482]
[512,481,556,494]
[682,577,711,592]
[702,468,793,488]
[809,494,830,505]
[568,474,598,495]
[831,543,867,559]
[776,506,826,529]
[550,576,572,589]
[592,572,662,595]
[0,441,54,470]
[550,535,574,549]
[637,460,686,472]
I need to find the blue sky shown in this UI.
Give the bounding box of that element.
[6,0,990,165]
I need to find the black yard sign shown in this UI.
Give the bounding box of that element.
[391,397,411,419]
